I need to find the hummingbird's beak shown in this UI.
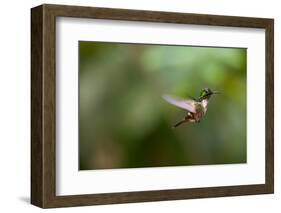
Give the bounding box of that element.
[212,91,220,94]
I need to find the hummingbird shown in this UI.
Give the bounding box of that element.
[162,88,219,128]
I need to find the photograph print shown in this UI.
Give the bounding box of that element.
[78,41,247,170]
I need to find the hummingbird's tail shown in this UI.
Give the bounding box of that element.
[173,119,187,128]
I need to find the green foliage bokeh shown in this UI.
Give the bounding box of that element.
[79,42,246,170]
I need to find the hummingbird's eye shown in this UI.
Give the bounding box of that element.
[204,88,212,95]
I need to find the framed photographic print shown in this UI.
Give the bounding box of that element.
[31,4,274,208]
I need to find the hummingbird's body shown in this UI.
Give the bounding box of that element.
[163,88,219,128]
[173,100,208,127]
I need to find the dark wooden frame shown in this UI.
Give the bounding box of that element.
[31,4,274,208]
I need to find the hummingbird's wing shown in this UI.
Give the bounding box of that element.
[162,95,196,113]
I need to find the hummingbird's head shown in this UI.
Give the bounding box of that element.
[198,88,219,101]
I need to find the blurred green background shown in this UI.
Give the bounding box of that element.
[79,41,247,170]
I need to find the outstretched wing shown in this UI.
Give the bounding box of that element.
[162,95,196,113]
